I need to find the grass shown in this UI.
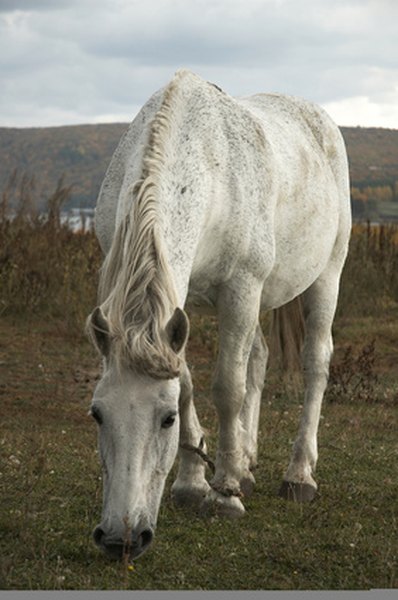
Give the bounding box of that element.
[0,196,397,590]
[0,309,397,590]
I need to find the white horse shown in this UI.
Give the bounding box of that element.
[87,69,351,561]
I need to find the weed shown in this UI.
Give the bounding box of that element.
[338,222,398,317]
[327,340,380,403]
[0,175,101,332]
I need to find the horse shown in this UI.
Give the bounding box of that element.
[86,69,351,561]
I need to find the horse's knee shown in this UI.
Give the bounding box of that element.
[212,377,246,417]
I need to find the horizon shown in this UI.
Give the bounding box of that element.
[1,120,397,132]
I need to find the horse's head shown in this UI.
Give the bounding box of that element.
[87,306,189,561]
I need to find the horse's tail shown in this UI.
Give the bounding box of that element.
[268,295,305,372]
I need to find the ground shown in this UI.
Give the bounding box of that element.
[0,301,397,590]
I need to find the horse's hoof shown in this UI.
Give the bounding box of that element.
[171,482,210,509]
[200,489,246,519]
[240,472,256,497]
[278,480,317,503]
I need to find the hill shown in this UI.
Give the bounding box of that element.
[342,127,398,187]
[0,123,127,211]
[0,122,398,220]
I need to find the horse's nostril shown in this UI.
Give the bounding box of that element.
[140,528,153,551]
[93,524,154,560]
[93,526,105,546]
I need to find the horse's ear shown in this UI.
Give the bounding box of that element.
[87,306,110,357]
[166,308,189,354]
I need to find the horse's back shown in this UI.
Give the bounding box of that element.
[233,92,351,308]
[95,71,351,310]
[239,91,350,205]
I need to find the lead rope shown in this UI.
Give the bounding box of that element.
[179,437,243,498]
[179,436,216,475]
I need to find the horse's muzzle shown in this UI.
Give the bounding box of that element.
[93,524,154,561]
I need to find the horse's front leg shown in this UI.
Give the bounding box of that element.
[205,277,263,517]
[171,361,210,508]
[239,324,268,496]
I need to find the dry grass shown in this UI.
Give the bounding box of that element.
[0,177,101,332]
[337,222,398,317]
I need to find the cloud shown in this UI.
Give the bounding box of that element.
[323,87,398,128]
[0,0,81,11]
[0,0,397,127]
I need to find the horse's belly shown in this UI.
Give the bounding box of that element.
[261,263,318,310]
[261,224,337,310]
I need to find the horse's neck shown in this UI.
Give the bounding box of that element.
[155,196,200,309]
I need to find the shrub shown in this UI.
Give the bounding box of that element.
[0,176,101,332]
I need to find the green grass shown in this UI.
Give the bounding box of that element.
[0,310,397,590]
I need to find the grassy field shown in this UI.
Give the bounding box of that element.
[0,205,397,590]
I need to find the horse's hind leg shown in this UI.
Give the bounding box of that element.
[279,267,340,502]
[171,361,210,508]
[239,324,268,496]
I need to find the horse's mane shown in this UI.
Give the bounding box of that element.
[95,74,185,379]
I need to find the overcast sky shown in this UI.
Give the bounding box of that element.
[0,0,397,128]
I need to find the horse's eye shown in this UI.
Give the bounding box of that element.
[91,406,103,425]
[161,413,176,429]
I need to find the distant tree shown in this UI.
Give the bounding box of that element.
[394,181,398,201]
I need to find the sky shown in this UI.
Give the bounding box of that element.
[0,0,397,129]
